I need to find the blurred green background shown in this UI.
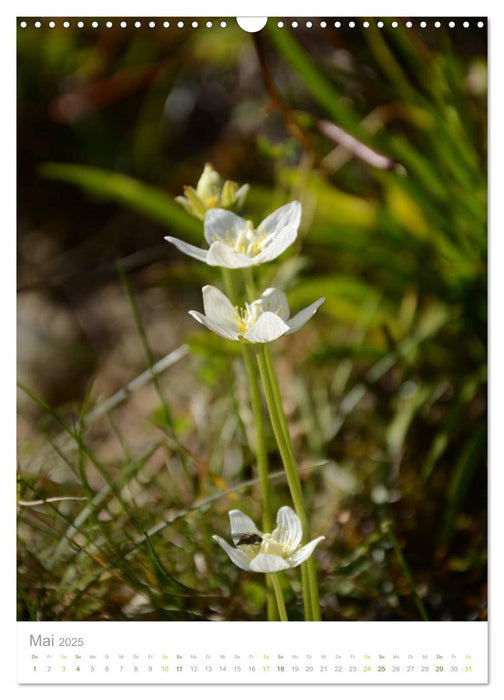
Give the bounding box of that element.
[17,17,487,622]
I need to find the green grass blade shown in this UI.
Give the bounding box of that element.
[442,426,487,547]
[266,25,360,131]
[39,162,202,241]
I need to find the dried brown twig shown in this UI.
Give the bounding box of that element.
[317,118,405,174]
[253,33,403,174]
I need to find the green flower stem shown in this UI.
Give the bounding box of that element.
[262,345,322,621]
[221,269,273,532]
[237,342,277,619]
[240,356,277,623]
[305,556,320,620]
[241,345,274,531]
[255,347,305,522]
[240,268,321,619]
[221,267,239,301]
[242,267,321,619]
[255,343,321,621]
[300,561,313,621]
[269,572,288,621]
[221,268,276,619]
[244,266,257,301]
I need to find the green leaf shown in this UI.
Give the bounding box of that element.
[386,385,431,458]
[39,162,202,241]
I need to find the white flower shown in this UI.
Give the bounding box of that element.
[213,506,325,573]
[188,285,324,344]
[165,201,301,268]
[175,163,249,220]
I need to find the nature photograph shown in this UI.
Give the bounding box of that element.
[17,17,487,623]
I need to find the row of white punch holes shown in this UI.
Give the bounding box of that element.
[19,19,486,30]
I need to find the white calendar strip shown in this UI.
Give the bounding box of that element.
[17,621,488,684]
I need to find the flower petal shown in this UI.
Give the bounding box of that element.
[254,225,298,264]
[272,506,302,554]
[286,536,325,568]
[196,164,223,202]
[259,288,290,320]
[212,535,251,571]
[206,241,255,268]
[259,201,301,235]
[201,285,236,323]
[182,186,207,218]
[221,181,238,208]
[249,553,290,573]
[242,312,290,344]
[286,298,325,334]
[164,236,209,263]
[188,310,240,341]
[204,209,247,246]
[174,196,197,217]
[235,184,250,208]
[229,509,261,543]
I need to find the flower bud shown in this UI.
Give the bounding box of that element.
[175,163,249,220]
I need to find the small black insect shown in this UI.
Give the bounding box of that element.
[234,533,263,547]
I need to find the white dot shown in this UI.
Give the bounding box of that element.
[420,21,427,28]
[135,21,142,28]
[363,21,369,28]
[377,21,384,28]
[49,21,55,28]
[320,21,327,28]
[277,21,283,28]
[435,21,441,28]
[106,21,112,28]
[149,21,156,28]
[306,21,312,28]
[406,21,412,28]
[92,21,98,28]
[163,21,170,28]
[463,21,470,28]
[178,21,184,28]
[392,21,398,28]
[220,21,226,28]
[335,21,341,28]
[77,21,84,28]
[192,21,198,28]
[35,21,41,28]
[349,21,355,28]
[478,21,484,28]
[292,21,298,28]
[206,21,212,28]
[449,21,455,28]
[20,21,27,28]
[121,21,127,28]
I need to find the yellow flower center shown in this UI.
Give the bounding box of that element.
[212,221,267,257]
[232,301,263,334]
[235,532,292,561]
[259,535,286,558]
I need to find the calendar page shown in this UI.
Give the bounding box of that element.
[15,2,489,690]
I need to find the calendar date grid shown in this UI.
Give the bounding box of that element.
[28,649,476,679]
